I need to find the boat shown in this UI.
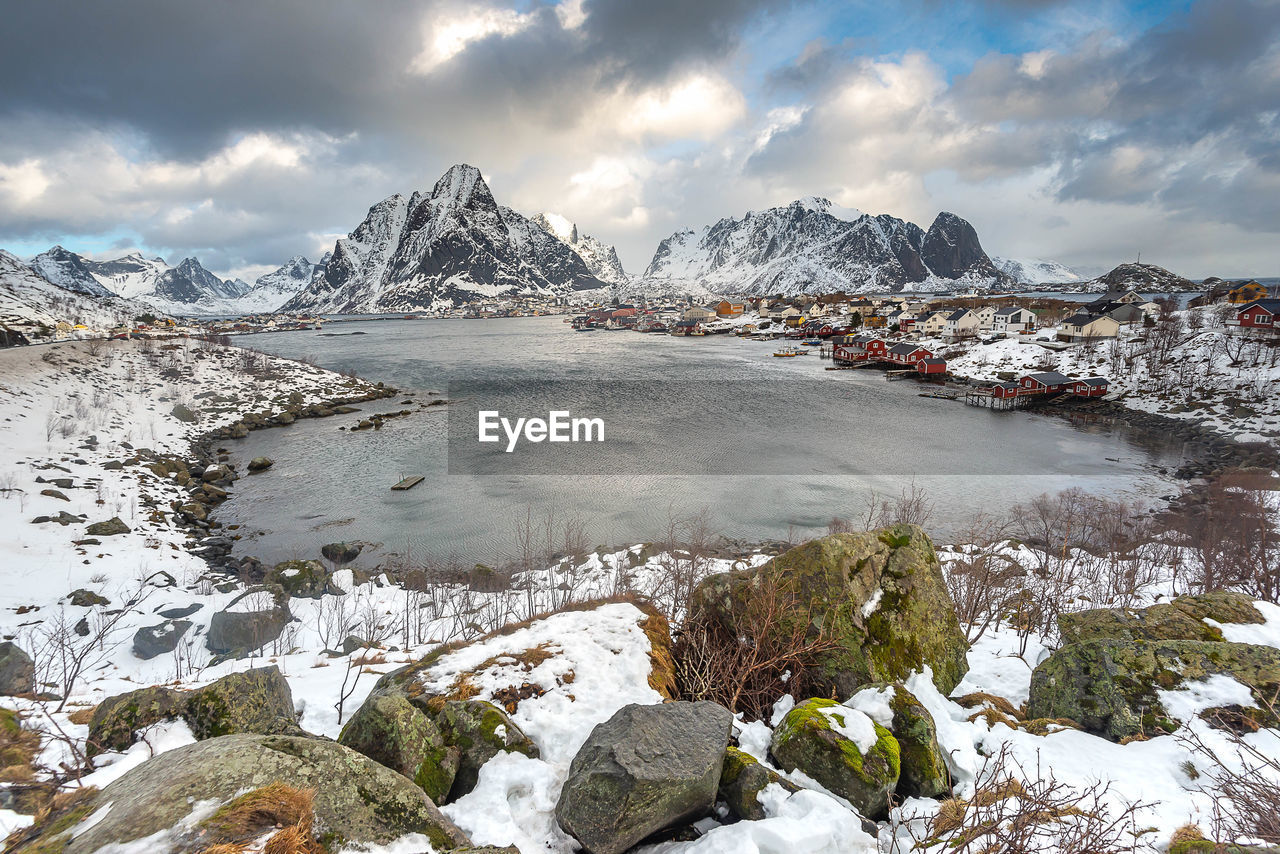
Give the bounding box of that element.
[773,347,806,357]
[802,338,821,346]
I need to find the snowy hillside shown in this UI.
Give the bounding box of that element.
[231,255,323,314]
[640,198,1009,296]
[531,212,628,285]
[992,256,1084,285]
[281,164,608,313]
[28,247,118,298]
[1085,262,1200,293]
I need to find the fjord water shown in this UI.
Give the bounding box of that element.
[218,317,1183,565]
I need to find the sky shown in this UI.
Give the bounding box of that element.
[0,0,1276,282]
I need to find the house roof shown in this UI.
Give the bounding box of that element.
[888,342,924,355]
[993,306,1028,316]
[1025,371,1074,386]
[919,358,947,365]
[946,308,973,321]
[1077,376,1110,387]
[1239,300,1280,314]
[1063,312,1107,326]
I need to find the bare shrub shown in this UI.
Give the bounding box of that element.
[673,571,843,721]
[894,745,1151,852]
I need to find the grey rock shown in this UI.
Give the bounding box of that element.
[132,620,192,660]
[40,734,472,854]
[85,517,129,536]
[555,701,732,854]
[247,456,274,472]
[321,541,362,565]
[206,594,291,655]
[0,642,35,695]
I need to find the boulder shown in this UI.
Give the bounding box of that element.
[770,698,900,818]
[170,403,198,423]
[718,746,800,821]
[849,683,948,798]
[12,734,472,854]
[555,701,732,854]
[85,517,130,536]
[88,666,302,756]
[1058,592,1265,645]
[269,559,331,599]
[1028,639,1280,741]
[132,619,192,660]
[689,527,968,699]
[202,463,233,482]
[436,699,539,800]
[206,592,291,654]
[321,541,362,565]
[338,693,460,804]
[247,456,274,472]
[0,642,35,695]
[68,588,109,607]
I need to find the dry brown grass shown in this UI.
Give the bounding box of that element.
[3,786,98,852]
[199,783,320,852]
[953,691,1025,720]
[66,707,97,726]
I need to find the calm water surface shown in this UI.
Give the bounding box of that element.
[217,317,1185,565]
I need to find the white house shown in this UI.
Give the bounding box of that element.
[992,306,1037,336]
[944,308,981,340]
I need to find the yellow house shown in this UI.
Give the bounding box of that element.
[715,300,745,317]
[1229,281,1268,304]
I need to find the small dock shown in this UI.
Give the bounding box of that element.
[390,475,425,491]
[885,370,915,381]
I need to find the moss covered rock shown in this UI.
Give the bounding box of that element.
[12,734,472,854]
[770,698,900,818]
[269,559,331,599]
[338,693,460,804]
[435,699,538,801]
[690,527,969,698]
[718,746,800,821]
[87,666,301,757]
[1058,592,1264,645]
[850,683,949,799]
[1028,639,1280,741]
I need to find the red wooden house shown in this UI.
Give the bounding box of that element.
[916,357,948,375]
[1019,371,1073,394]
[887,342,933,365]
[1071,377,1110,397]
[1237,300,1280,330]
[832,335,890,364]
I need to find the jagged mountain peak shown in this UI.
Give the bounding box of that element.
[642,198,1008,295]
[281,164,607,313]
[531,212,627,286]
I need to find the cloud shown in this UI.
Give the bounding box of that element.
[0,0,1277,279]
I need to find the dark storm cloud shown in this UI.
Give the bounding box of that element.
[0,0,792,158]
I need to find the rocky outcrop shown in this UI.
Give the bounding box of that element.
[268,559,331,599]
[770,698,900,818]
[1029,639,1280,741]
[689,526,969,700]
[85,517,129,536]
[1058,592,1263,645]
[88,666,302,756]
[11,734,472,853]
[555,701,732,854]
[919,212,1003,281]
[0,642,35,695]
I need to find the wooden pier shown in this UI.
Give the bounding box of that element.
[391,475,425,491]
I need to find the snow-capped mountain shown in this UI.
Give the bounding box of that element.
[0,250,145,342]
[81,252,171,299]
[149,258,250,306]
[234,255,325,313]
[29,246,118,298]
[530,212,628,286]
[992,256,1084,285]
[281,164,607,313]
[640,198,1008,295]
